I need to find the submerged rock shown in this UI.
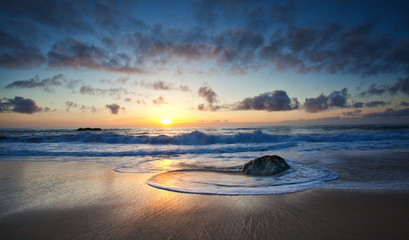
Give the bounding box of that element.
[242,155,290,176]
[76,128,102,131]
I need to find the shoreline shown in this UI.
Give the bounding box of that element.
[1,160,408,239]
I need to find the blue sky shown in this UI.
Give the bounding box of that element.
[0,0,408,127]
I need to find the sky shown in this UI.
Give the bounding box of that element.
[0,0,409,128]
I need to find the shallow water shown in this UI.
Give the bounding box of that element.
[1,125,409,195]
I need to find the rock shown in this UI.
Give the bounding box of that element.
[76,128,102,131]
[242,155,290,176]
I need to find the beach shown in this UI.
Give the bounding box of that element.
[1,160,408,240]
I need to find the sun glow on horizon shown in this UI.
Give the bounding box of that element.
[160,118,172,125]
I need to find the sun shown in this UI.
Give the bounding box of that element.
[159,118,172,125]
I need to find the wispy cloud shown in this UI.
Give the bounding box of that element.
[152,96,168,105]
[79,85,130,99]
[0,30,46,69]
[139,80,192,92]
[363,108,409,118]
[5,74,80,92]
[48,38,145,73]
[360,76,409,96]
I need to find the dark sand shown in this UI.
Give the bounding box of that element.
[0,161,408,240]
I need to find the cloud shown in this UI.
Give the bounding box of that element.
[0,30,46,69]
[149,80,171,90]
[48,38,145,73]
[351,100,389,108]
[79,85,130,99]
[400,101,409,106]
[65,101,97,113]
[365,101,388,108]
[0,0,92,33]
[80,105,97,113]
[360,76,409,96]
[152,96,167,105]
[0,96,43,114]
[106,103,121,114]
[342,109,362,117]
[1,1,409,79]
[363,108,409,118]
[351,102,364,108]
[197,84,220,111]
[260,22,409,76]
[65,101,77,112]
[4,74,79,92]
[303,88,348,113]
[135,80,192,92]
[390,76,409,95]
[303,94,329,113]
[198,85,217,105]
[190,0,249,28]
[233,90,298,111]
[213,28,264,68]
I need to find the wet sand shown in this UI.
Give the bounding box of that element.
[0,161,408,240]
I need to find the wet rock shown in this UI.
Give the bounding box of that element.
[242,155,290,176]
[76,128,102,131]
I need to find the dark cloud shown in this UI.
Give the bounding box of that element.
[152,96,167,105]
[328,88,348,107]
[360,76,409,96]
[342,109,362,117]
[65,101,77,112]
[400,101,409,106]
[0,0,92,33]
[0,96,43,114]
[191,0,250,27]
[0,30,46,69]
[198,85,217,105]
[390,76,409,95]
[145,80,171,90]
[351,100,389,108]
[48,38,145,73]
[303,94,329,113]
[233,90,298,111]
[352,102,364,108]
[365,101,388,108]
[4,74,74,92]
[360,83,388,96]
[106,103,121,115]
[260,22,408,76]
[1,1,408,79]
[213,28,264,67]
[197,84,220,111]
[303,88,348,113]
[363,108,409,118]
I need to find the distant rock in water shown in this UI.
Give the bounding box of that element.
[76,128,102,131]
[242,155,290,176]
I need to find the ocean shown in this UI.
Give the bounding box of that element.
[1,125,409,195]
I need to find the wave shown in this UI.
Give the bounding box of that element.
[0,142,298,157]
[146,161,339,195]
[1,129,409,145]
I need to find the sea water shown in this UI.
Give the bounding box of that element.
[1,125,408,195]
